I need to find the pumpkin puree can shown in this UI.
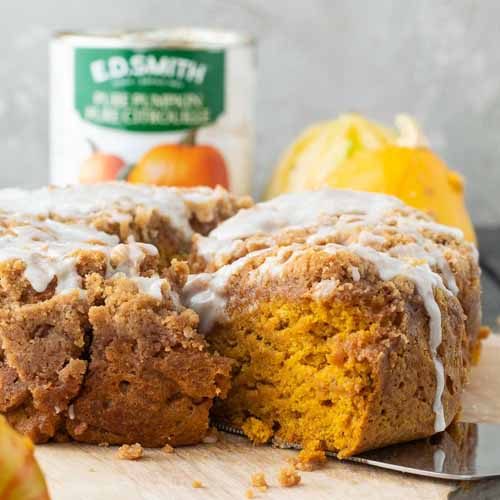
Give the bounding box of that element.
[50,29,256,195]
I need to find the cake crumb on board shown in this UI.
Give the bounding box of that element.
[250,472,268,491]
[278,466,301,487]
[192,480,203,488]
[162,444,175,454]
[116,443,143,460]
[245,488,255,498]
[289,448,327,471]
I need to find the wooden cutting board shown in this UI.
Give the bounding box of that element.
[36,335,500,500]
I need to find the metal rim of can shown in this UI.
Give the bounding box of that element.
[52,27,255,49]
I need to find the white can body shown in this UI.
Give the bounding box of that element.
[50,29,256,195]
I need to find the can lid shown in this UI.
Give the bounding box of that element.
[53,27,255,48]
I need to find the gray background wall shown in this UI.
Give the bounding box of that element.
[1,0,499,224]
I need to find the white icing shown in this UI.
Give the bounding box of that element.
[183,249,268,333]
[129,276,164,301]
[107,238,158,278]
[389,243,458,296]
[312,279,339,300]
[350,266,361,282]
[358,230,386,246]
[210,189,403,240]
[198,189,471,293]
[433,448,446,473]
[0,220,169,302]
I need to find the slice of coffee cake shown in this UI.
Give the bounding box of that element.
[0,219,231,445]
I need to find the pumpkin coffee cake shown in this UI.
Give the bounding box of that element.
[0,184,482,458]
[0,183,246,446]
[184,189,481,457]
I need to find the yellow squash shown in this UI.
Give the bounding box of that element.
[266,114,476,243]
[0,416,50,500]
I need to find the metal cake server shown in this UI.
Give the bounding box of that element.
[216,421,500,480]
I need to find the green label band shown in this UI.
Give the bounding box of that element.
[74,47,225,132]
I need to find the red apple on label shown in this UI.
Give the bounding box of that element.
[79,139,126,183]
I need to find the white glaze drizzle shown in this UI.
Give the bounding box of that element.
[0,220,170,302]
[311,279,339,300]
[184,249,269,333]
[433,448,446,473]
[197,189,469,292]
[350,266,361,282]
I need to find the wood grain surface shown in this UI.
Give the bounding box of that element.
[36,335,500,500]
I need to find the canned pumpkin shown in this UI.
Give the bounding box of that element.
[50,28,255,195]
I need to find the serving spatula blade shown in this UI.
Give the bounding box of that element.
[215,422,500,480]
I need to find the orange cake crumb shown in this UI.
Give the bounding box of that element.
[162,444,175,454]
[289,447,327,471]
[242,418,273,444]
[192,480,203,488]
[278,467,301,487]
[117,443,143,460]
[250,471,268,491]
[245,488,255,499]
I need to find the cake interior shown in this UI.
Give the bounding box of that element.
[209,296,397,457]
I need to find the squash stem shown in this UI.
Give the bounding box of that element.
[181,129,197,146]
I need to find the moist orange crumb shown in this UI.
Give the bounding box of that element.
[116,443,143,460]
[242,418,273,444]
[278,466,301,487]
[192,480,203,488]
[162,444,175,454]
[289,447,327,471]
[245,488,255,498]
[250,472,268,491]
